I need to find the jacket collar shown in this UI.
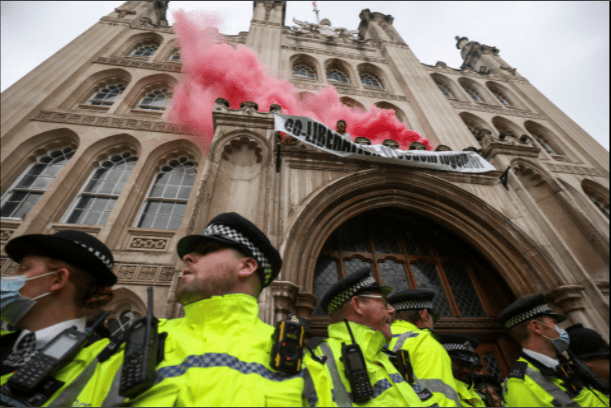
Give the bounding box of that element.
[183,293,259,328]
[520,350,558,377]
[391,319,419,332]
[328,321,387,360]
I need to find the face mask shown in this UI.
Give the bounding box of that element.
[0,271,56,326]
[539,321,570,353]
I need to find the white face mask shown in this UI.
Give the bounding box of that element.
[0,271,57,326]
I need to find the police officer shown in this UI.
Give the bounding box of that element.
[304,267,433,406]
[1,230,116,406]
[72,212,312,406]
[473,374,503,407]
[566,323,609,405]
[388,289,460,407]
[498,293,607,407]
[438,334,486,407]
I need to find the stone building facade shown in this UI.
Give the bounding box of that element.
[1,1,608,379]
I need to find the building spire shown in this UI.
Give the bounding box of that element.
[312,1,320,24]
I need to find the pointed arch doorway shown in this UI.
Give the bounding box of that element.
[310,207,519,380]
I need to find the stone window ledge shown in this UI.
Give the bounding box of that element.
[49,223,102,237]
[129,108,164,118]
[78,104,111,112]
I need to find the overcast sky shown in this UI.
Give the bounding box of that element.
[2,1,608,151]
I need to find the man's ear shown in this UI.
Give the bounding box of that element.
[351,296,366,317]
[236,257,258,279]
[49,268,70,292]
[529,319,544,336]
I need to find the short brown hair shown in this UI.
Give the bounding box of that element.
[509,316,545,345]
[396,309,425,325]
[337,119,347,126]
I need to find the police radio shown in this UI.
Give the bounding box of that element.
[5,311,109,402]
[340,319,373,403]
[119,286,159,398]
[390,349,415,385]
[566,350,610,396]
[270,314,305,374]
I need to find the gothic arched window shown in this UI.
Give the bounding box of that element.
[437,83,455,99]
[1,146,75,219]
[360,73,382,88]
[464,87,482,102]
[312,209,492,319]
[86,84,126,106]
[169,51,181,62]
[136,157,196,230]
[138,88,172,111]
[491,90,511,106]
[293,64,316,80]
[63,151,137,225]
[131,43,159,58]
[327,69,349,84]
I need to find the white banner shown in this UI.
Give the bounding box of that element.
[273,113,495,173]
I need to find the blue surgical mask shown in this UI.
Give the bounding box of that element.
[0,271,56,326]
[540,321,570,353]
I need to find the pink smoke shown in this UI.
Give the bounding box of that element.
[166,10,433,151]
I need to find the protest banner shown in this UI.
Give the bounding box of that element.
[273,113,496,173]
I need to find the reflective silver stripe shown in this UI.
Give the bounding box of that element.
[419,378,461,407]
[392,331,414,352]
[302,367,318,407]
[47,359,99,407]
[319,342,353,407]
[101,370,126,407]
[524,367,581,407]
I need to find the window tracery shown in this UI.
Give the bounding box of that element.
[293,64,316,80]
[86,83,126,106]
[1,147,75,219]
[491,90,511,106]
[464,87,482,102]
[136,157,196,230]
[327,68,349,84]
[169,50,181,62]
[360,73,382,88]
[437,83,455,99]
[130,43,159,58]
[138,88,172,111]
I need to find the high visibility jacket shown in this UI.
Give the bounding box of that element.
[304,321,433,407]
[503,354,608,407]
[389,320,460,407]
[456,380,486,407]
[72,294,311,407]
[0,329,109,407]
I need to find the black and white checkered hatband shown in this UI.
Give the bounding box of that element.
[202,224,272,286]
[392,299,434,312]
[326,276,376,315]
[504,304,555,329]
[443,341,475,353]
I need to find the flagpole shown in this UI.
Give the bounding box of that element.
[312,2,320,24]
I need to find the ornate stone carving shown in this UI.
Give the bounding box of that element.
[295,293,318,321]
[0,229,14,242]
[158,267,175,282]
[545,163,601,176]
[136,266,158,281]
[222,136,263,164]
[130,17,174,34]
[546,285,586,315]
[130,237,168,250]
[450,100,543,119]
[114,8,136,18]
[269,281,299,322]
[291,17,360,39]
[1,259,18,276]
[95,56,181,72]
[481,131,541,159]
[117,265,137,281]
[290,80,407,101]
[33,111,195,135]
[281,45,385,64]
[500,65,517,76]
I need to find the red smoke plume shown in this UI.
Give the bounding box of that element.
[167,10,433,150]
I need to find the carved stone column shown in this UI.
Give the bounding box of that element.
[546,285,590,327]
[268,281,299,324]
[295,293,318,323]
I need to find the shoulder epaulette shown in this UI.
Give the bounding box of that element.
[507,361,528,380]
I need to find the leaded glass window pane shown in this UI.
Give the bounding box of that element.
[465,88,482,102]
[483,353,504,384]
[588,195,610,218]
[442,262,486,317]
[437,84,454,99]
[492,91,510,106]
[293,65,316,80]
[535,137,556,155]
[344,258,371,276]
[136,158,196,230]
[138,88,172,111]
[360,73,382,88]
[65,152,137,226]
[87,84,126,106]
[379,259,410,292]
[411,261,452,317]
[169,51,181,62]
[327,69,349,84]
[1,147,74,219]
[131,43,158,58]
[313,256,338,315]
